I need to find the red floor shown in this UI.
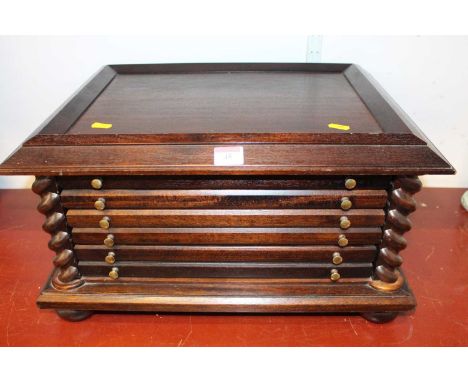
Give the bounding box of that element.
[0,188,466,346]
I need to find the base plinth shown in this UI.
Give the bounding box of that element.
[38,274,416,323]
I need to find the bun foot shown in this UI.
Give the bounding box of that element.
[361,311,399,324]
[56,309,93,322]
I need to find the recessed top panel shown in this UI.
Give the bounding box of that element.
[0,63,454,176]
[68,72,382,135]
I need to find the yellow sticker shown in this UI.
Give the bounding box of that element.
[91,122,113,129]
[328,123,350,131]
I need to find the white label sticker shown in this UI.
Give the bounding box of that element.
[214,146,244,166]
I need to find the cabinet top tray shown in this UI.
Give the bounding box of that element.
[0,63,454,176]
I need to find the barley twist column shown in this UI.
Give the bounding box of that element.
[370,176,422,291]
[32,176,83,290]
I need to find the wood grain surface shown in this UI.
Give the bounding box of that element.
[0,144,454,176]
[0,63,455,177]
[68,72,382,135]
[71,227,382,245]
[60,189,388,209]
[77,261,373,279]
[66,209,385,228]
[58,175,391,190]
[0,188,466,345]
[73,245,377,262]
[18,63,428,145]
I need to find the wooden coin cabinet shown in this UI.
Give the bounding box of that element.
[0,63,454,323]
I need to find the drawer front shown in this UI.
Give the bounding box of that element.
[78,261,373,279]
[72,227,382,246]
[67,209,385,228]
[61,189,387,209]
[58,175,391,190]
[74,245,378,263]
[59,174,388,282]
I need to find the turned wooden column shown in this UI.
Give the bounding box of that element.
[370,176,422,291]
[32,176,83,290]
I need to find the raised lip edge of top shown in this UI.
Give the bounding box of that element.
[23,62,430,147]
[0,63,455,176]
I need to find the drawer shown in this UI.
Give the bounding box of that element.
[71,227,382,246]
[58,175,391,190]
[61,189,388,209]
[74,245,378,263]
[66,209,385,228]
[78,261,373,279]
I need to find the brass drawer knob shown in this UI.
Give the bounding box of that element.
[91,178,103,190]
[104,234,114,247]
[105,251,116,264]
[94,198,106,210]
[330,269,340,281]
[338,234,348,247]
[99,216,111,229]
[332,252,343,265]
[109,267,119,280]
[340,197,352,210]
[345,178,357,190]
[339,216,351,229]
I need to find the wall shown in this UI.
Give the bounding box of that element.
[0,36,466,188]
